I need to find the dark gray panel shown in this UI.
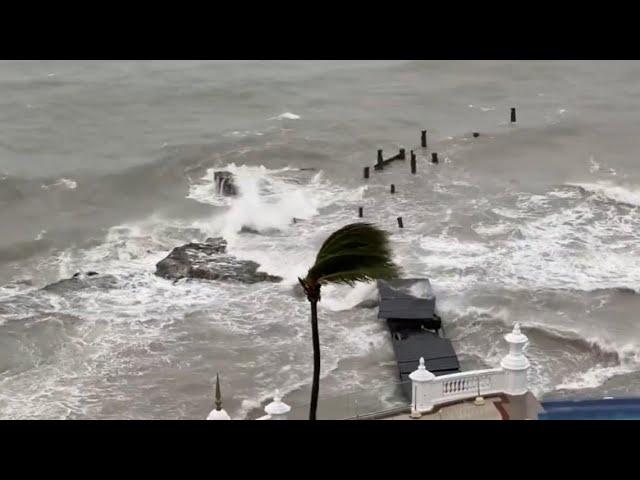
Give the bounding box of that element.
[391,333,457,363]
[377,278,436,320]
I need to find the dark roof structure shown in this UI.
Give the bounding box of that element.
[377,278,436,320]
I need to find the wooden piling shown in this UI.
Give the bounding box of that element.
[399,148,406,160]
[390,184,396,194]
[511,107,516,123]
[431,153,439,164]
[363,166,370,179]
[358,207,363,218]
[397,217,404,228]
[377,149,383,167]
[410,151,416,174]
[421,130,427,148]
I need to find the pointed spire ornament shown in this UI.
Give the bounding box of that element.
[206,373,231,420]
[215,373,222,411]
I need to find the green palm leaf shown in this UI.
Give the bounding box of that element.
[304,222,401,286]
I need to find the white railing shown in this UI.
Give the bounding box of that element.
[255,369,507,420]
[427,368,505,406]
[410,323,530,414]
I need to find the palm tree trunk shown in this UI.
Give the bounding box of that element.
[309,298,320,420]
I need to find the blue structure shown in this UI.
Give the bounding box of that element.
[540,398,640,420]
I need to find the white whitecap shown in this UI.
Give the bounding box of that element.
[268,112,301,120]
[556,364,637,390]
[41,178,77,190]
[58,178,77,190]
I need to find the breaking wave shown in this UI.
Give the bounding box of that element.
[567,181,640,207]
[437,301,639,395]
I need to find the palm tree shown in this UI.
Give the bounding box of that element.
[298,222,401,420]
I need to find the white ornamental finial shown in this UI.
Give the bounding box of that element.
[409,357,435,382]
[505,322,527,345]
[264,390,291,418]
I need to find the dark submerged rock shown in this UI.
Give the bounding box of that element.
[239,225,282,236]
[44,272,119,293]
[354,298,379,309]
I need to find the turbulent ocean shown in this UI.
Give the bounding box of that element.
[1,60,640,419]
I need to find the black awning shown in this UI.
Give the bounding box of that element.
[377,278,436,320]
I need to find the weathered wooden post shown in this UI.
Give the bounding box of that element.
[511,107,516,123]
[399,148,406,160]
[397,217,404,228]
[410,150,416,174]
[431,153,439,164]
[390,184,395,194]
[421,130,427,148]
[377,149,383,168]
[363,166,370,179]
[358,207,363,218]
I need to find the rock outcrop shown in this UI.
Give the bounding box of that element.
[155,237,281,284]
[214,171,237,196]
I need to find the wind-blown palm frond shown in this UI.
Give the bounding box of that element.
[305,223,401,286]
[300,222,400,420]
